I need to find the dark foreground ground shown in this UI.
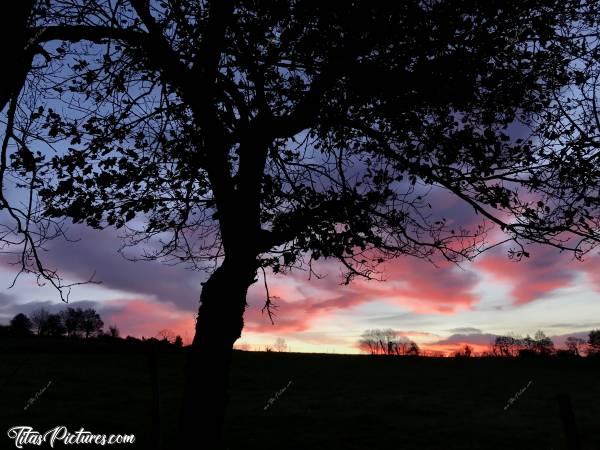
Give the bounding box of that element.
[0,338,599,450]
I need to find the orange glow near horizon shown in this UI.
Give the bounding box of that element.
[6,243,593,356]
[103,299,196,345]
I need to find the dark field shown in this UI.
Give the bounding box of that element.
[1,338,599,450]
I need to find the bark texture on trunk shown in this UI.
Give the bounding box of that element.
[179,257,256,449]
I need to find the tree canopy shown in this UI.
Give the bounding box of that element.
[2,1,599,447]
[9,313,33,336]
[0,0,596,290]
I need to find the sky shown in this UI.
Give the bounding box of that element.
[1,13,597,356]
[0,220,598,355]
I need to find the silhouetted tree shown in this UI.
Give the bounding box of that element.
[565,337,587,356]
[358,329,381,355]
[406,341,420,356]
[3,1,600,446]
[80,309,103,339]
[453,345,468,357]
[358,329,418,356]
[395,337,420,356]
[61,307,84,338]
[0,2,50,285]
[520,335,535,353]
[157,329,176,344]
[495,331,555,357]
[108,325,120,338]
[588,330,600,355]
[359,329,395,355]
[274,337,288,352]
[533,330,555,356]
[30,308,49,336]
[174,335,183,348]
[493,336,518,357]
[1,0,105,302]
[9,313,33,337]
[45,313,66,337]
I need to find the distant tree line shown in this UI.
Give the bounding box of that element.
[358,329,600,358]
[1,308,104,339]
[155,328,184,347]
[358,329,420,356]
[264,338,289,353]
[453,345,474,358]
[0,308,184,348]
[490,330,600,358]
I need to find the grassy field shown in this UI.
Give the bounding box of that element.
[1,338,599,449]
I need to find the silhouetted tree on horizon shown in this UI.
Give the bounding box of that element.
[108,325,120,338]
[174,335,183,348]
[274,337,288,352]
[45,313,66,337]
[565,336,587,356]
[407,341,420,357]
[1,1,600,447]
[4,306,106,339]
[9,313,33,337]
[358,329,419,356]
[454,344,473,358]
[588,330,600,355]
[531,330,555,356]
[493,331,557,357]
[80,309,104,339]
[61,307,84,337]
[156,329,175,342]
[30,308,49,336]
[493,335,517,357]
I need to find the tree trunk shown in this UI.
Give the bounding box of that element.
[1,0,35,112]
[178,257,256,449]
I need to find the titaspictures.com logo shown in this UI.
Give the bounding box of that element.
[7,426,135,448]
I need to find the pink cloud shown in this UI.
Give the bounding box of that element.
[580,254,600,292]
[243,280,368,333]
[476,245,577,305]
[103,299,196,344]
[243,257,480,334]
[377,257,479,312]
[422,332,499,355]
